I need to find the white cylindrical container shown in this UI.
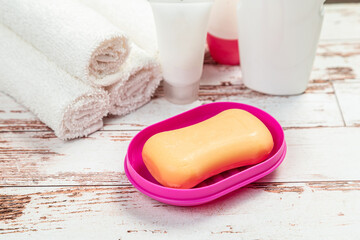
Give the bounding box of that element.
[149,0,214,104]
[207,0,239,65]
[237,0,325,95]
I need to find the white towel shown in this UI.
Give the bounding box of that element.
[78,0,158,57]
[0,0,130,87]
[0,24,110,140]
[106,44,162,116]
[78,0,162,115]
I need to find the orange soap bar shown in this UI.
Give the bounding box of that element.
[142,109,274,189]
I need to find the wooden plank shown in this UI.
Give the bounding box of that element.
[321,4,360,40]
[0,131,130,186]
[0,93,50,132]
[1,79,344,132]
[1,183,360,239]
[1,127,360,186]
[333,80,360,126]
[264,127,360,182]
[106,85,344,130]
[200,64,242,85]
[103,97,202,131]
[198,85,344,128]
[0,5,358,239]
[312,41,360,81]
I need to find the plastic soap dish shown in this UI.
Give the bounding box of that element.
[124,102,286,206]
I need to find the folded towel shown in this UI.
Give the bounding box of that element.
[106,44,162,116]
[78,0,158,57]
[0,0,129,87]
[77,0,162,115]
[0,24,110,140]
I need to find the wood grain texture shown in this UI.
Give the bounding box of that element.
[0,80,344,132]
[106,81,343,131]
[0,94,50,132]
[321,3,360,40]
[1,128,360,186]
[0,3,360,239]
[333,80,360,126]
[313,41,360,81]
[0,131,130,186]
[1,183,360,239]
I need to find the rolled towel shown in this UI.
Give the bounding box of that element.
[0,0,129,87]
[106,44,162,116]
[78,0,158,56]
[0,24,110,140]
[77,0,162,115]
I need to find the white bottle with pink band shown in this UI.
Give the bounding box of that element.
[207,0,240,65]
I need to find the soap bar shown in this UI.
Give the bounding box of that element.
[142,109,274,189]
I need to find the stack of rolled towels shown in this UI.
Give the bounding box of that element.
[0,0,161,140]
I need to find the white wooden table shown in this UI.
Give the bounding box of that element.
[1,3,360,239]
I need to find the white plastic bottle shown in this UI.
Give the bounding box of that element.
[149,0,214,104]
[207,0,239,65]
[237,0,325,95]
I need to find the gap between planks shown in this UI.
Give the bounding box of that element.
[1,125,357,135]
[1,180,360,188]
[331,81,347,126]
[1,181,360,239]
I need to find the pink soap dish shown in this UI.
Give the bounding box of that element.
[125,102,286,206]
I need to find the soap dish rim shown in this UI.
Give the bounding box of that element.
[125,143,286,206]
